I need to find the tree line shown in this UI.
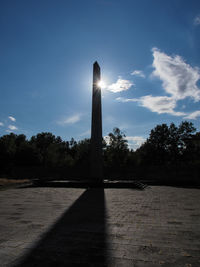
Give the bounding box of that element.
[0,121,199,184]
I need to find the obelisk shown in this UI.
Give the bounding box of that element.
[90,61,103,182]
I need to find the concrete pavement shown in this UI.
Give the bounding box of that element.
[0,185,200,266]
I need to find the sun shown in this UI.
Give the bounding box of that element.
[97,80,106,89]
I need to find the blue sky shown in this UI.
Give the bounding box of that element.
[0,0,200,149]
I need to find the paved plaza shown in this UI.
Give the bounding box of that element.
[0,185,200,266]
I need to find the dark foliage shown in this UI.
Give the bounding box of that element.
[136,121,199,184]
[0,122,199,184]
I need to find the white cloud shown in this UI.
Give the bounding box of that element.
[104,136,110,145]
[152,48,200,101]
[126,136,146,150]
[107,79,133,93]
[116,95,186,116]
[139,95,186,116]
[117,49,200,118]
[8,116,16,122]
[0,122,4,126]
[131,70,145,78]
[58,114,81,125]
[8,125,18,131]
[184,110,200,120]
[116,97,138,103]
[194,15,200,25]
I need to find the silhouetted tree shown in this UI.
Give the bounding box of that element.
[104,128,128,178]
[30,132,58,167]
[0,133,17,174]
[136,121,198,182]
[0,121,199,184]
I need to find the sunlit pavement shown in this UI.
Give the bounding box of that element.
[0,186,200,266]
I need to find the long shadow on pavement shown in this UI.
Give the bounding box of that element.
[14,188,107,267]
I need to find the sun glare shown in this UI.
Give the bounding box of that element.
[97,80,106,89]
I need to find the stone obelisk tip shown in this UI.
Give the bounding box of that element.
[94,61,100,68]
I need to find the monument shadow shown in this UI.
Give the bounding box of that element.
[15,188,107,267]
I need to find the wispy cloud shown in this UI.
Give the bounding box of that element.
[58,114,81,125]
[194,14,200,25]
[0,122,4,126]
[8,125,18,131]
[138,95,186,116]
[117,48,200,117]
[8,116,16,122]
[107,78,133,93]
[126,136,146,150]
[116,95,186,116]
[184,110,200,120]
[116,97,138,103]
[131,70,145,78]
[152,48,200,101]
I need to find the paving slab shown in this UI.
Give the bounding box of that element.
[0,186,200,266]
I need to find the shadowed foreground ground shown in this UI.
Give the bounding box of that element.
[0,186,200,266]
